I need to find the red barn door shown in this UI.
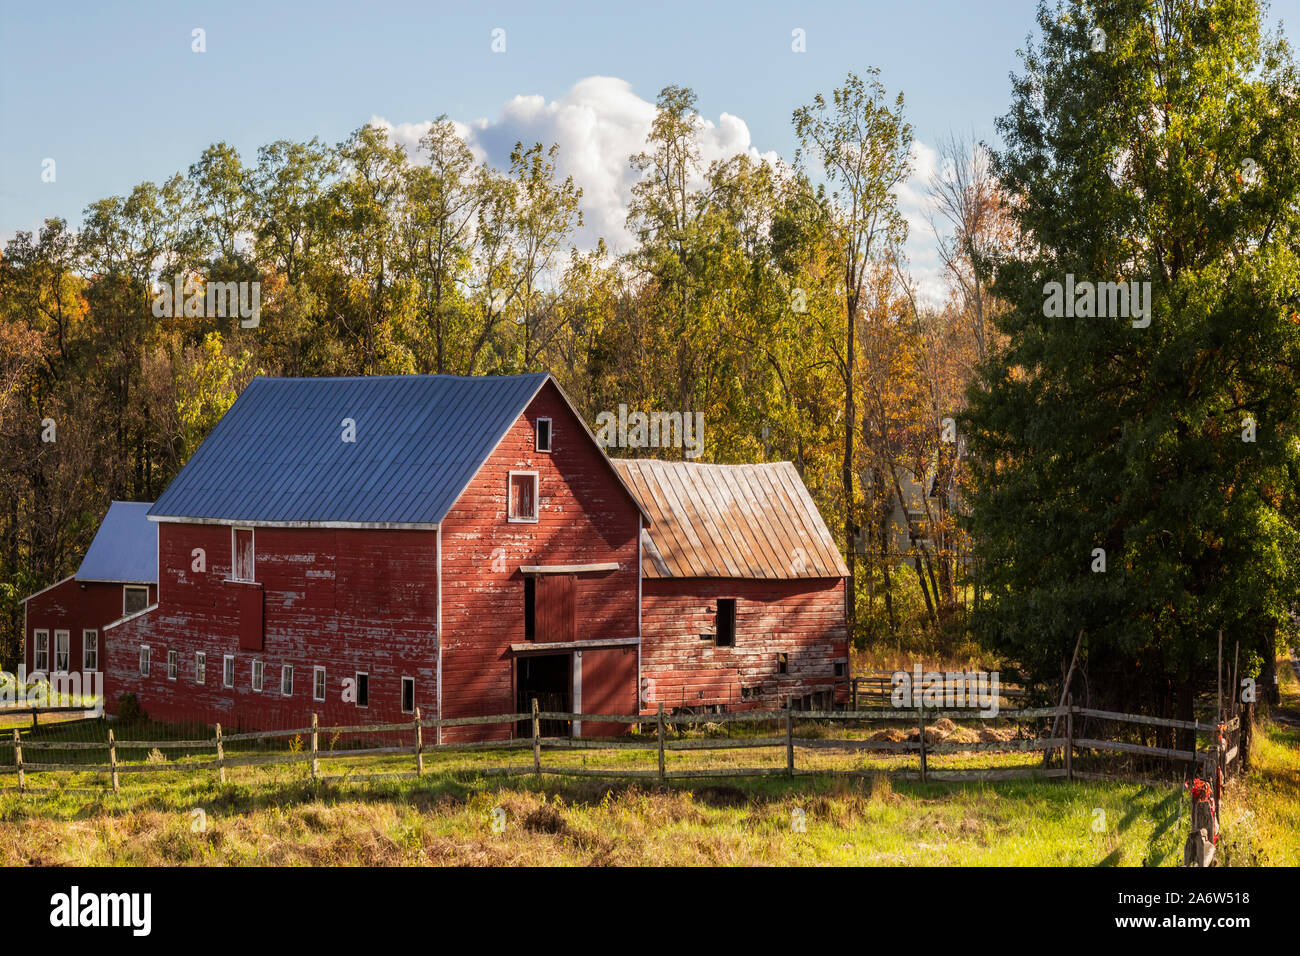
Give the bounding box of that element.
[534,574,576,643]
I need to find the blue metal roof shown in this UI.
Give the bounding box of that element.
[149,373,552,526]
[76,501,157,583]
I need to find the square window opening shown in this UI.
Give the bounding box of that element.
[123,586,149,616]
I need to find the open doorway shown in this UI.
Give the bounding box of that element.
[516,653,572,737]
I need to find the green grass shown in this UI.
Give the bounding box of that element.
[0,770,1186,866]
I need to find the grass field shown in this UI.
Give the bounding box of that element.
[0,658,1294,866]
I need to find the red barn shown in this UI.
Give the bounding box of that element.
[614,459,850,715]
[20,501,157,699]
[101,372,849,738]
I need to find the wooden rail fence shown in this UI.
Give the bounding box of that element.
[0,697,1248,796]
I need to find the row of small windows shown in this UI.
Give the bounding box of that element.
[31,629,97,673]
[137,647,416,712]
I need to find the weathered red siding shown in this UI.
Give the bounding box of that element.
[640,578,849,713]
[439,382,642,740]
[105,523,437,730]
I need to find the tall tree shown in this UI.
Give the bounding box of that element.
[964,0,1300,718]
[793,70,914,644]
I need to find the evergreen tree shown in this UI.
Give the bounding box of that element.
[964,0,1300,718]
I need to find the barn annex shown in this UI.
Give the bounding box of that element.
[21,500,157,688]
[91,372,847,738]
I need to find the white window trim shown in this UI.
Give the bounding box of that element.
[167,649,178,681]
[222,654,235,689]
[401,675,415,714]
[281,664,293,697]
[195,651,206,685]
[355,671,369,708]
[251,659,264,692]
[313,666,326,702]
[535,417,553,453]
[507,470,540,523]
[123,585,149,617]
[53,629,70,673]
[231,526,256,583]
[33,629,49,673]
[82,629,99,672]
[139,645,151,677]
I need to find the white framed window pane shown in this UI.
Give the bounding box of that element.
[82,630,98,671]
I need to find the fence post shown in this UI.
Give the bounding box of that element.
[1065,693,1074,782]
[918,706,927,783]
[12,729,23,794]
[413,707,423,777]
[532,698,541,779]
[786,696,794,777]
[214,723,225,785]
[310,713,319,780]
[852,678,859,713]
[656,702,665,785]
[106,728,117,794]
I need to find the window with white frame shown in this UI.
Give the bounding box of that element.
[139,645,151,677]
[195,651,206,685]
[251,659,264,692]
[401,676,415,714]
[223,654,234,688]
[233,527,255,582]
[167,649,178,680]
[281,664,293,696]
[535,417,552,452]
[82,630,98,672]
[507,471,539,522]
[54,630,70,672]
[33,630,49,672]
[123,585,149,616]
[313,666,326,702]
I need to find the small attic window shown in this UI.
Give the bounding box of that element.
[535,417,552,453]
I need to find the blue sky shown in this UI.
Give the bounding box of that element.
[3,0,1298,294]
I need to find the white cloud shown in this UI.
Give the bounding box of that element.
[373,75,945,302]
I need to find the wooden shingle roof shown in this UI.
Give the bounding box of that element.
[611,459,848,580]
